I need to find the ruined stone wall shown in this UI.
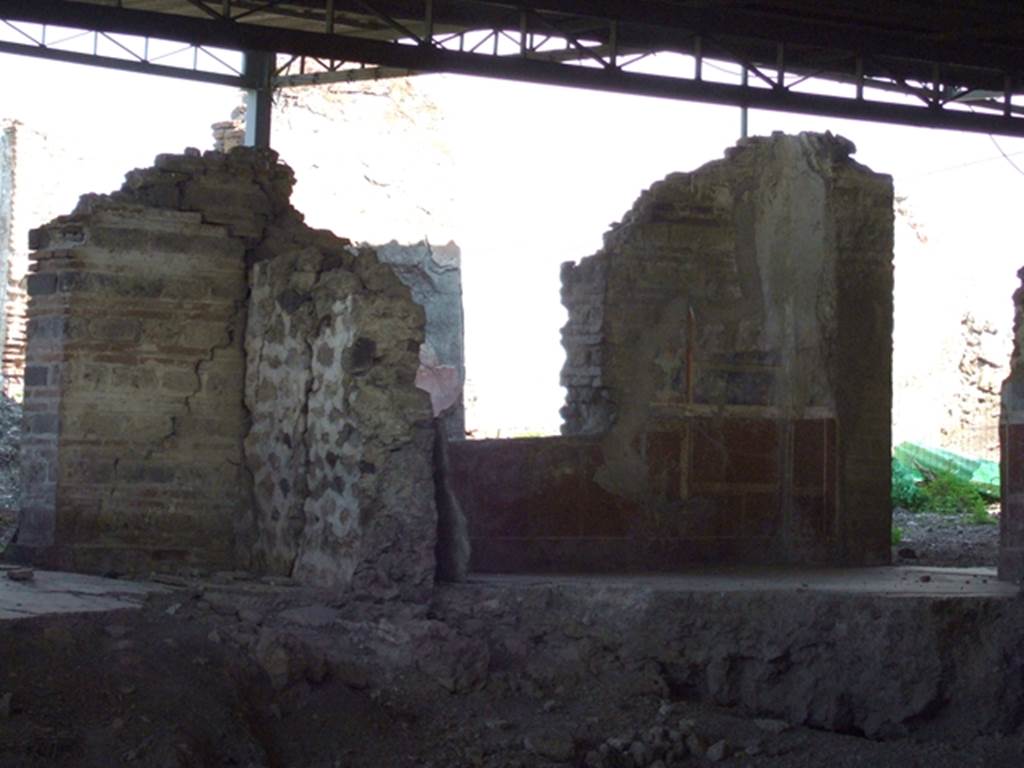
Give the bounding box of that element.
[562,133,884,430]
[830,149,895,560]
[243,230,437,600]
[14,149,277,572]
[211,107,246,154]
[559,255,609,434]
[941,313,1008,460]
[1,121,22,398]
[458,133,894,570]
[1000,269,1024,581]
[17,148,440,597]
[0,122,12,348]
[0,120,103,401]
[19,203,248,572]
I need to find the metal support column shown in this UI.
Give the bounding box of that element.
[243,50,274,148]
[740,66,749,138]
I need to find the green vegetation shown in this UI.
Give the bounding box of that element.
[920,470,988,519]
[892,458,926,511]
[970,506,999,526]
[892,459,998,526]
[891,525,903,545]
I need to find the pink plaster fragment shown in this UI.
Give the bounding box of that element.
[416,364,461,416]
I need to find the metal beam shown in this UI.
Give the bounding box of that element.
[2,0,1023,136]
[273,40,640,87]
[461,0,1024,77]
[0,39,245,87]
[275,64,411,87]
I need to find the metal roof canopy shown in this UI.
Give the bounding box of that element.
[2,0,1024,138]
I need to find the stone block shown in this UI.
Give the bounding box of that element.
[25,412,58,435]
[26,273,58,296]
[23,365,48,387]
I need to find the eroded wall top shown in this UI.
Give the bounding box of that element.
[19,147,442,599]
[561,131,892,437]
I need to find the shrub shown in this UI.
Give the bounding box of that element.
[891,458,926,511]
[969,504,998,526]
[891,526,903,545]
[920,470,987,518]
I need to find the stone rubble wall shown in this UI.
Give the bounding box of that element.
[457,133,893,569]
[942,313,1008,460]
[244,229,437,600]
[0,122,13,355]
[211,106,246,154]
[560,255,610,434]
[0,121,28,399]
[17,148,441,598]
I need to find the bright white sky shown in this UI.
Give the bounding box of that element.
[3,51,1024,439]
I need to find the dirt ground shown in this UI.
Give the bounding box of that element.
[892,508,999,567]
[1,583,1022,768]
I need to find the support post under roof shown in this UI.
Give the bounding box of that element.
[243,50,274,149]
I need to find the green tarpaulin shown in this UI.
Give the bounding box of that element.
[893,442,999,499]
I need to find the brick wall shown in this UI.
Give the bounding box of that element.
[456,133,893,571]
[0,120,70,401]
[1,121,18,397]
[450,417,836,571]
[18,206,248,572]
[15,148,446,596]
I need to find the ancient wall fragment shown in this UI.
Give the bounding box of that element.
[15,148,287,572]
[211,106,246,154]
[18,201,249,572]
[456,132,894,570]
[243,229,437,600]
[1,121,28,398]
[561,132,889,433]
[941,313,1008,459]
[0,122,12,319]
[17,147,443,596]
[1000,269,1024,581]
[377,240,465,439]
